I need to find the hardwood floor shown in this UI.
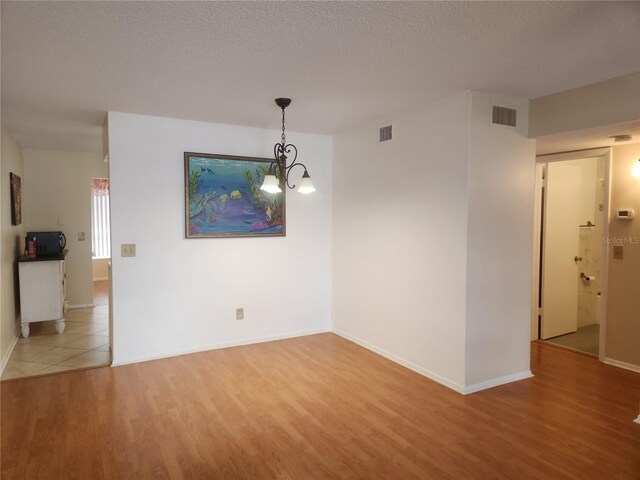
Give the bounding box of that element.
[1,334,638,479]
[93,280,109,306]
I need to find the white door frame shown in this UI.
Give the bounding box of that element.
[532,147,611,361]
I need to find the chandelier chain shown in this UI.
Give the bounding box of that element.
[263,98,313,193]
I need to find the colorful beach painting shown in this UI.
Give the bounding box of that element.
[184,152,285,238]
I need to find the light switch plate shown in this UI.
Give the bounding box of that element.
[613,245,623,259]
[78,232,85,241]
[236,308,244,320]
[121,244,136,257]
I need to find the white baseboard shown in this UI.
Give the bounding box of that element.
[604,357,640,373]
[332,329,466,394]
[110,326,533,395]
[463,370,534,394]
[112,327,331,367]
[1,334,20,375]
[67,304,96,310]
[93,277,108,282]
[333,329,534,395]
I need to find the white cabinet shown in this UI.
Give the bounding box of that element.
[18,259,67,337]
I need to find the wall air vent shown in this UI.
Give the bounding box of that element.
[379,125,392,142]
[492,106,517,127]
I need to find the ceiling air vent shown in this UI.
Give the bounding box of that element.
[492,106,517,127]
[379,125,392,142]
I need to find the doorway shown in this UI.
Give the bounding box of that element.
[533,149,610,357]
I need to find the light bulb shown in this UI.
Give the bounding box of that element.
[297,171,316,194]
[632,159,640,178]
[260,174,282,193]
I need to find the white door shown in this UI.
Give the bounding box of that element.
[541,162,581,339]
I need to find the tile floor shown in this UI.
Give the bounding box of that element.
[545,323,599,356]
[1,305,111,381]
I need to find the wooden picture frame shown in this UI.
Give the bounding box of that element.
[184,152,286,238]
[10,172,22,226]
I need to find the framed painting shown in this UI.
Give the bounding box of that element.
[184,152,285,238]
[10,172,22,226]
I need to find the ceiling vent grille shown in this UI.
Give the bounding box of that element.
[492,106,517,127]
[379,125,392,142]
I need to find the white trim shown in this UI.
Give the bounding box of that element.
[92,277,109,282]
[333,329,466,394]
[0,334,20,375]
[111,328,535,395]
[531,163,544,340]
[537,147,611,162]
[533,148,611,360]
[598,150,612,362]
[111,327,330,367]
[67,304,96,310]
[603,357,640,373]
[334,330,534,395]
[634,415,640,425]
[464,370,534,394]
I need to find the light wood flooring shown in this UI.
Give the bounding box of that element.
[93,279,109,306]
[1,334,638,479]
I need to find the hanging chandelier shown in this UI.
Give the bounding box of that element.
[260,98,316,194]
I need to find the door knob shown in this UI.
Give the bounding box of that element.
[574,256,583,263]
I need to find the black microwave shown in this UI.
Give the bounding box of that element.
[26,231,67,257]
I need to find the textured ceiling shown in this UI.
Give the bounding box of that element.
[2,1,639,152]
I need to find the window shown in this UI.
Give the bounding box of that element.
[91,178,111,259]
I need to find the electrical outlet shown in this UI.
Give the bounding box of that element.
[236,308,244,320]
[78,232,85,241]
[121,244,136,257]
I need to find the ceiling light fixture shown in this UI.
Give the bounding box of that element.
[260,98,315,194]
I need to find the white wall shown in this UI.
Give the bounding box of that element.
[333,91,471,391]
[333,91,536,393]
[107,112,332,365]
[606,143,640,368]
[529,73,640,138]
[464,92,536,388]
[1,126,25,368]
[22,149,107,306]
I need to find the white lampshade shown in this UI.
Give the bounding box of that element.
[260,174,282,193]
[297,171,316,194]
[632,159,640,178]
